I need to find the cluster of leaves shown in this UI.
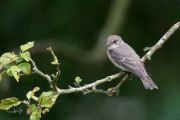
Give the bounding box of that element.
[26,87,58,120]
[0,41,34,83]
[0,42,59,120]
[0,87,58,120]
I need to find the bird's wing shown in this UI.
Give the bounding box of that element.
[109,45,146,78]
[141,61,152,76]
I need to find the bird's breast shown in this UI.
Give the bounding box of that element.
[107,50,127,71]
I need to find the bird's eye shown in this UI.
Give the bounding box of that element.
[114,41,117,43]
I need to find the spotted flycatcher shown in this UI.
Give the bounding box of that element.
[105,35,158,90]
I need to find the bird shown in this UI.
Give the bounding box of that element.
[105,35,158,90]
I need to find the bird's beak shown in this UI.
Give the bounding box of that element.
[105,43,110,47]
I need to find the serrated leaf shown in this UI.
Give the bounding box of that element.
[18,63,31,74]
[27,104,36,115]
[20,51,31,62]
[20,41,34,52]
[15,56,23,64]
[11,66,21,82]
[41,98,53,108]
[75,76,82,83]
[0,70,7,83]
[7,68,13,76]
[30,109,41,120]
[0,97,21,110]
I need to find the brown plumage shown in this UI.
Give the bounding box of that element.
[105,35,158,90]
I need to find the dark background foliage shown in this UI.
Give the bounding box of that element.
[0,0,180,120]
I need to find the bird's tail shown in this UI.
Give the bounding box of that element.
[141,75,158,90]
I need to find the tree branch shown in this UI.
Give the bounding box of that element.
[57,21,180,95]
[30,58,58,92]
[141,21,180,62]
[30,21,180,96]
[58,72,125,95]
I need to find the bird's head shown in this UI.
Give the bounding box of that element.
[105,35,124,50]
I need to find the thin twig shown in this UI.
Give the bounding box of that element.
[114,74,129,96]
[47,47,61,92]
[30,58,58,92]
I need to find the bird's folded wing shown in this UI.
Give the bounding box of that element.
[109,49,144,78]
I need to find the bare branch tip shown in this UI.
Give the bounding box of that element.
[143,47,152,52]
[92,86,96,90]
[68,85,74,89]
[147,56,151,60]
[47,47,52,51]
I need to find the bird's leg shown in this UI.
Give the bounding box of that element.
[119,70,132,80]
[127,72,132,80]
[119,70,126,75]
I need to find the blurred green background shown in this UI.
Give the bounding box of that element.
[0,0,180,120]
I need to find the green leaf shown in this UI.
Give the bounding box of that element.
[30,109,41,120]
[27,104,37,115]
[39,91,54,101]
[15,56,24,64]
[0,70,7,83]
[0,97,21,110]
[27,87,40,100]
[75,76,82,83]
[27,91,33,100]
[22,100,29,105]
[20,41,34,52]
[51,94,59,103]
[0,53,16,70]
[1,52,16,60]
[7,68,13,76]
[11,65,21,72]
[32,96,38,101]
[4,63,13,69]
[0,59,8,70]
[18,63,31,74]
[20,51,31,62]
[41,98,53,108]
[11,66,21,82]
